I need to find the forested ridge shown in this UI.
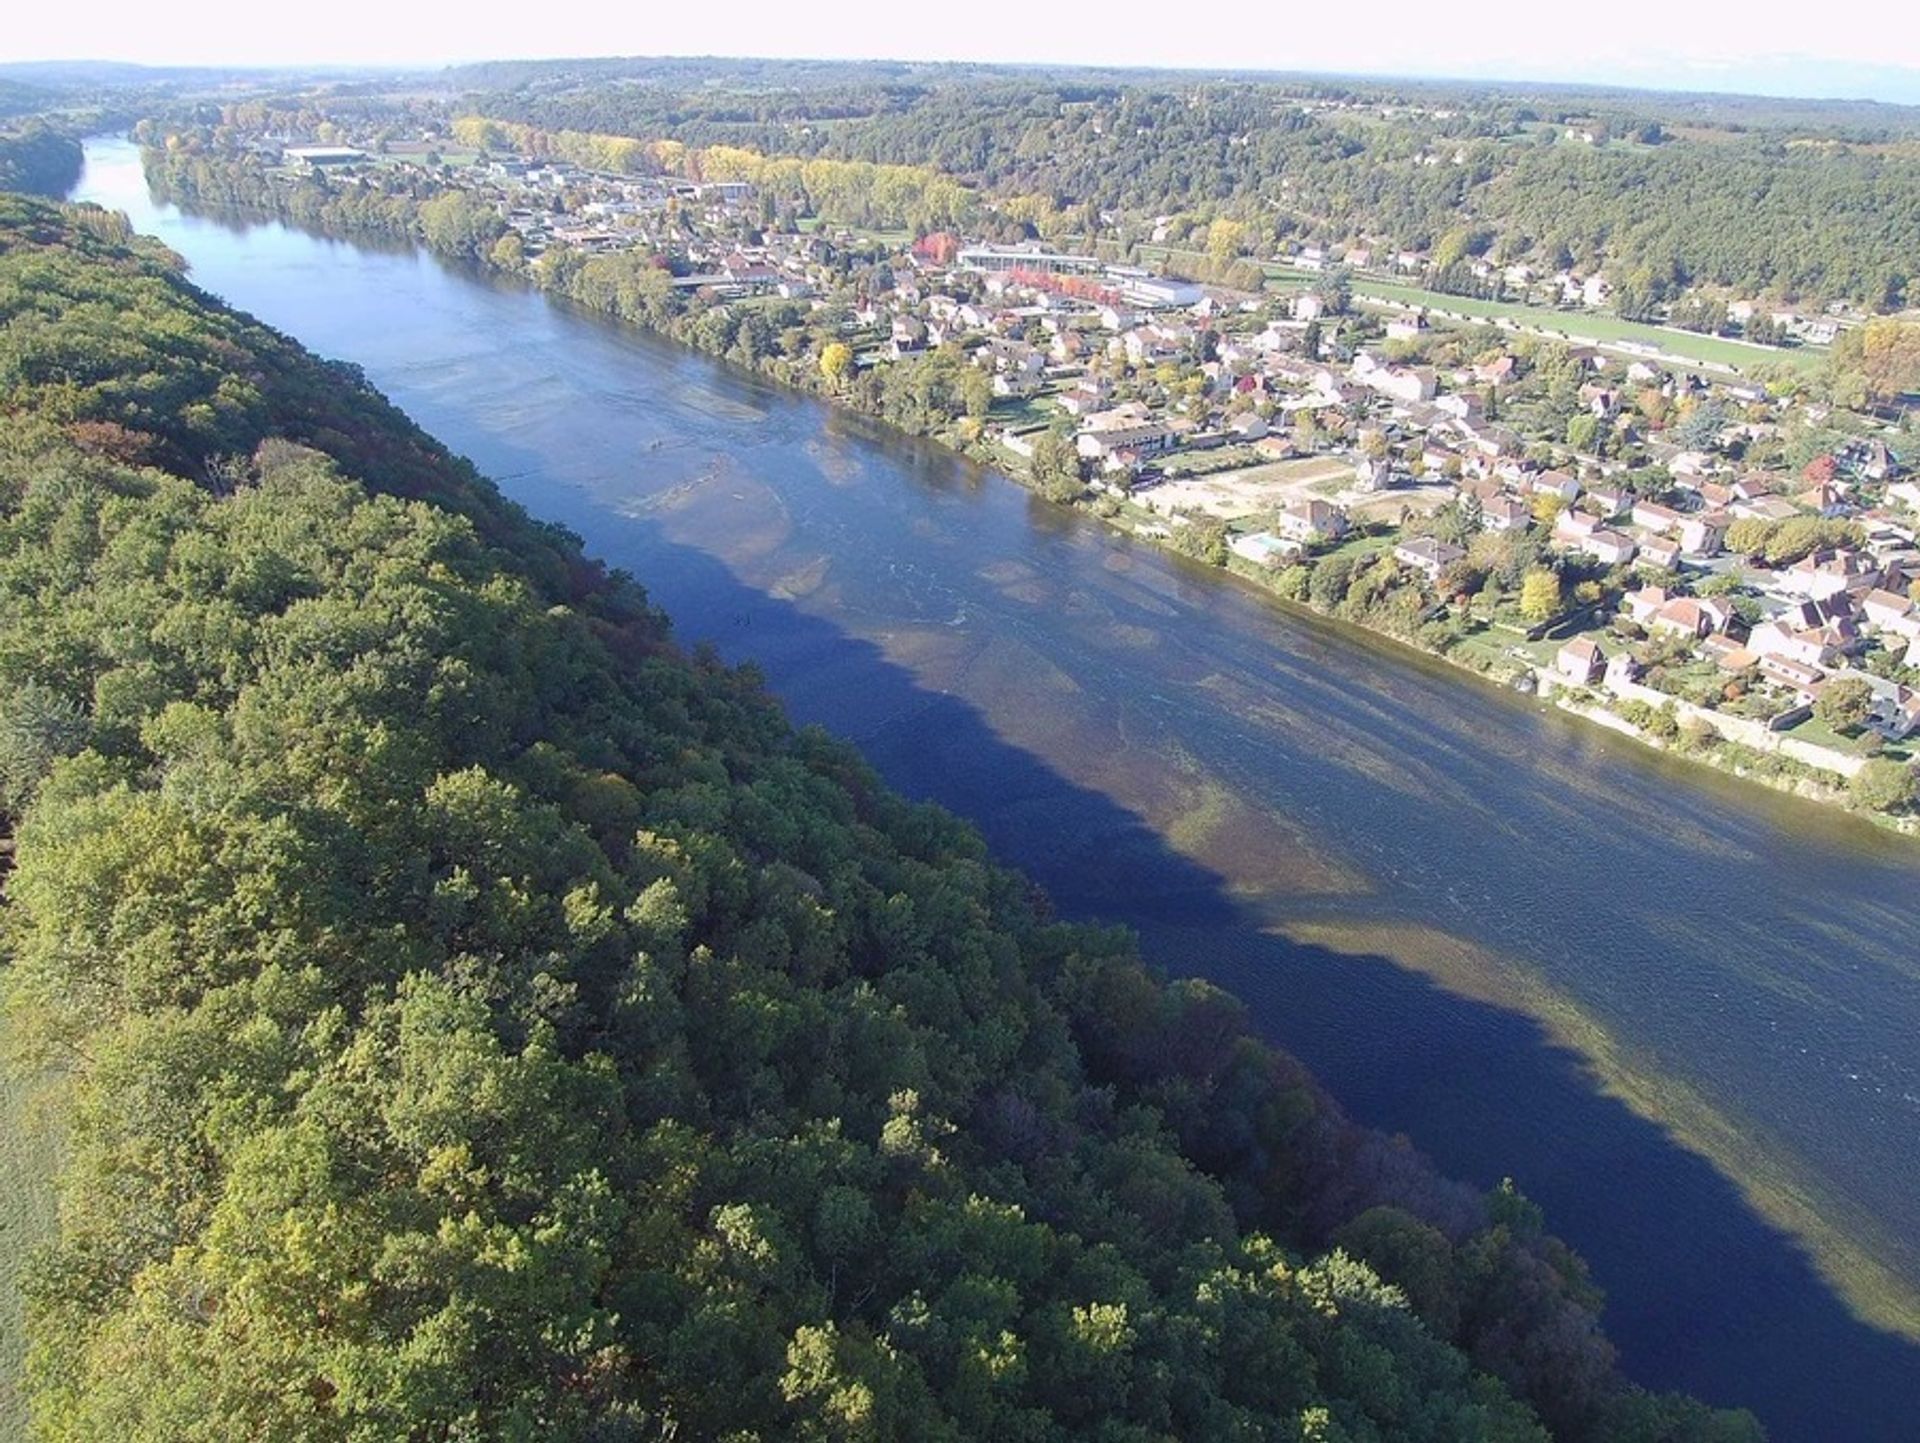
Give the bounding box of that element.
[0,196,1759,1441]
[461,66,1920,309]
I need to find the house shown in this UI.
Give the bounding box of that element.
[1776,596,1856,631]
[720,253,780,288]
[1472,355,1517,385]
[1277,498,1350,544]
[1837,437,1899,483]
[1078,402,1177,461]
[1577,529,1639,567]
[1862,676,1920,739]
[1482,496,1532,532]
[1556,637,1607,684]
[1678,513,1729,556]
[1638,535,1683,570]
[1731,495,1801,524]
[889,316,927,358]
[1605,652,1643,690]
[1357,363,1438,404]
[1651,596,1733,639]
[1055,379,1112,417]
[1779,550,1882,602]
[1385,315,1429,342]
[1862,588,1919,635]
[1553,509,1600,544]
[1291,292,1325,321]
[1394,536,1467,581]
[1580,382,1620,417]
[1531,469,1581,503]
[1588,485,1631,519]
[1759,654,1827,700]
[1353,456,1392,492]
[1460,420,1522,459]
[1731,474,1782,503]
[1631,500,1684,535]
[1078,422,1176,462]
[1702,633,1757,671]
[1624,585,1671,626]
[1747,621,1839,669]
[1797,479,1851,517]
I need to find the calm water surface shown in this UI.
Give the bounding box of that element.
[73,139,1920,1439]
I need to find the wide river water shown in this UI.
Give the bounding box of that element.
[71,139,1920,1439]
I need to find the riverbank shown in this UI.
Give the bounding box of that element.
[131,145,1918,840]
[1198,562,1920,840]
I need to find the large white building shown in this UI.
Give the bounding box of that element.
[955,244,1105,276]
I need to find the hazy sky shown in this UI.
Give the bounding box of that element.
[8,0,1920,103]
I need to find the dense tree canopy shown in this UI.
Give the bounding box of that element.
[0,198,1760,1441]
[0,125,82,198]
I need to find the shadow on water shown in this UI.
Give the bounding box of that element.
[454,414,1920,1443]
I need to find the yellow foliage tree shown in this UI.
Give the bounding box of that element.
[1520,567,1563,621]
[820,342,853,388]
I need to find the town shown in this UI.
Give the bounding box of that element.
[156,123,1920,819]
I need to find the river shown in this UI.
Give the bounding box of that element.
[70,138,1920,1439]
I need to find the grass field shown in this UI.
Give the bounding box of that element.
[1344,278,1827,373]
[1130,243,1823,374]
[986,393,1060,432]
[0,1049,65,1442]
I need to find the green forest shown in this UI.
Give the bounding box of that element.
[0,197,1768,1440]
[0,126,82,198]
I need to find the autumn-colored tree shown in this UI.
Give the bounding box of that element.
[1206,216,1247,266]
[1831,318,1920,404]
[1520,567,1564,621]
[819,340,854,388]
